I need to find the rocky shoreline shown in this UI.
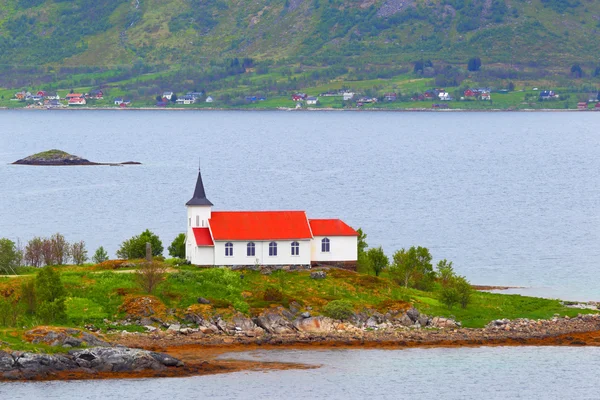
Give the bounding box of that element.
[114,311,600,351]
[0,346,186,381]
[2,312,600,381]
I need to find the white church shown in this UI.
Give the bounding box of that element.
[185,169,358,268]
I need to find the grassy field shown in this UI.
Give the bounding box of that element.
[0,263,595,341]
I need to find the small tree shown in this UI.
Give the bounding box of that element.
[117,229,164,259]
[454,275,473,308]
[41,238,56,266]
[357,228,368,255]
[436,259,455,287]
[168,233,186,258]
[71,241,88,265]
[136,261,167,294]
[571,64,583,78]
[0,238,21,274]
[366,246,388,277]
[25,237,44,267]
[92,246,109,264]
[389,246,434,290]
[35,266,67,323]
[50,233,70,265]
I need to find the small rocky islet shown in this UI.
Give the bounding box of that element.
[12,149,141,166]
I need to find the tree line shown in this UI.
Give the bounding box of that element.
[356,229,472,310]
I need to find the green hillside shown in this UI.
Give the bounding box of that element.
[1,0,599,106]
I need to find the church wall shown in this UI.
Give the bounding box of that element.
[193,246,215,266]
[214,240,311,266]
[311,235,358,262]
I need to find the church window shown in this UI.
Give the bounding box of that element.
[225,242,233,257]
[269,242,278,256]
[196,215,200,227]
[189,218,191,227]
[247,242,255,257]
[321,238,330,253]
[291,241,300,256]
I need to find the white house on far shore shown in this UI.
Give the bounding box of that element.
[185,169,358,268]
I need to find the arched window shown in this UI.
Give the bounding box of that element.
[321,238,330,253]
[247,242,255,257]
[269,241,278,256]
[225,242,233,257]
[291,241,300,256]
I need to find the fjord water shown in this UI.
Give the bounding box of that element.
[4,347,600,400]
[0,110,599,300]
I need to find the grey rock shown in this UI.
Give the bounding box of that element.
[0,352,15,372]
[366,317,378,328]
[232,313,262,333]
[254,307,297,334]
[418,315,430,327]
[289,301,301,315]
[310,271,327,280]
[398,314,414,327]
[197,297,211,305]
[82,332,110,347]
[167,324,181,332]
[300,312,311,319]
[406,307,420,322]
[150,352,184,367]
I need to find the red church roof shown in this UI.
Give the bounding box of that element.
[192,227,214,246]
[209,211,312,241]
[309,219,358,237]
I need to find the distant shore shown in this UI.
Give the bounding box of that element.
[0,106,591,112]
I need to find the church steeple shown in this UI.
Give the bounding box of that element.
[186,168,213,206]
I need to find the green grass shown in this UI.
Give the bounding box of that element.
[1,266,596,336]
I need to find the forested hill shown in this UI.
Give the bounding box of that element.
[0,0,598,69]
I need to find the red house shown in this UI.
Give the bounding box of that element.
[464,89,476,97]
[36,91,47,97]
[577,102,588,110]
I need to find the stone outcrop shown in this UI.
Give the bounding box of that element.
[12,149,141,166]
[0,347,184,380]
[25,327,110,348]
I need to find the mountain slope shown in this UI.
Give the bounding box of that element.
[1,0,599,69]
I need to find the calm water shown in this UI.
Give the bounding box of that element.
[1,110,599,300]
[3,347,600,399]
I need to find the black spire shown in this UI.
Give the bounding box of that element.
[186,167,213,206]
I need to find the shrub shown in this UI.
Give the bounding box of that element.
[20,279,36,314]
[135,261,167,294]
[439,285,459,309]
[323,299,354,320]
[35,266,67,323]
[263,287,283,302]
[168,233,186,258]
[92,246,109,264]
[117,229,164,259]
[0,238,21,274]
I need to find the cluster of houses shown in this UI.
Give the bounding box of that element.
[156,91,214,107]
[14,90,106,107]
